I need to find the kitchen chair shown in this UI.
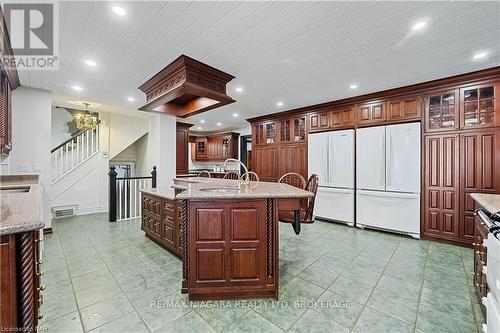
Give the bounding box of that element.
[223,171,240,180]
[278,172,307,189]
[240,171,260,182]
[197,170,211,178]
[278,174,319,234]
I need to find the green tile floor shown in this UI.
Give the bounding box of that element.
[38,214,484,333]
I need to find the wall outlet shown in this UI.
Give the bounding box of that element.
[32,163,43,172]
[18,163,30,172]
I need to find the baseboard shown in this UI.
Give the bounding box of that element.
[75,207,109,215]
[43,227,53,234]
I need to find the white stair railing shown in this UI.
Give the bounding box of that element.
[116,178,153,221]
[51,124,100,183]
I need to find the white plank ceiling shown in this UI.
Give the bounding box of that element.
[16,1,500,132]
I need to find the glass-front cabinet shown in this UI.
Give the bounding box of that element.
[254,121,277,145]
[460,84,499,129]
[424,89,459,132]
[279,116,306,143]
[221,137,230,158]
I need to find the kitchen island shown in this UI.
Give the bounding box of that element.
[141,177,313,301]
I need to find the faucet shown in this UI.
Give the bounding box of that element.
[224,158,249,186]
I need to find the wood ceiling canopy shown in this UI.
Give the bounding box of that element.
[138,55,235,117]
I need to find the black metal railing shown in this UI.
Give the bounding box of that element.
[108,166,156,222]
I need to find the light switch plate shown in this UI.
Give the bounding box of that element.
[32,163,43,172]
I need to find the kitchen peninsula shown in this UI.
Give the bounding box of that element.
[140,177,313,300]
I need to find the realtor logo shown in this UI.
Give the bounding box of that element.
[2,2,59,70]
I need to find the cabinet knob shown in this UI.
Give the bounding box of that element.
[38,298,43,305]
[38,314,43,320]
[35,237,43,243]
[37,285,46,291]
[476,283,485,288]
[472,243,477,246]
[37,271,44,276]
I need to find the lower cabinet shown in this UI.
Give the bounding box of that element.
[142,194,182,257]
[473,214,489,316]
[0,230,43,331]
[252,146,277,182]
[253,144,307,182]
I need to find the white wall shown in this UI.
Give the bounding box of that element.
[109,113,149,159]
[51,107,73,148]
[148,114,176,186]
[4,87,52,229]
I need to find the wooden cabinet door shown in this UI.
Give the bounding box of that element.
[195,138,207,160]
[252,147,277,181]
[424,89,459,132]
[176,128,189,174]
[309,112,330,132]
[277,146,287,180]
[357,101,386,126]
[285,144,308,180]
[387,96,422,123]
[423,134,460,241]
[207,137,219,159]
[460,129,500,243]
[460,83,500,130]
[331,106,355,129]
[0,234,17,328]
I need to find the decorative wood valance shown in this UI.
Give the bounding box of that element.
[138,55,235,117]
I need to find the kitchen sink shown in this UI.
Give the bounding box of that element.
[0,186,30,193]
[199,187,241,193]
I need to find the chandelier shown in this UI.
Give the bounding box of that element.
[75,103,98,130]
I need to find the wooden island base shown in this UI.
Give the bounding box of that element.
[182,198,288,300]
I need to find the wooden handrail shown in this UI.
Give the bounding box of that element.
[50,121,101,153]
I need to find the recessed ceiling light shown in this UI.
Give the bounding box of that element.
[276,102,284,107]
[200,120,205,123]
[233,113,238,117]
[350,84,358,89]
[217,122,222,126]
[112,6,126,16]
[472,51,489,60]
[72,85,83,91]
[127,97,135,102]
[235,87,243,93]
[197,126,202,130]
[84,59,97,67]
[412,21,427,31]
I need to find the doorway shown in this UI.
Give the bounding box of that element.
[240,135,252,174]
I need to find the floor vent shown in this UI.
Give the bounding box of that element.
[53,207,76,218]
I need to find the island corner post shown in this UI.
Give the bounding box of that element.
[180,196,305,301]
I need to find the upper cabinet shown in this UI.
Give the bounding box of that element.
[309,106,355,132]
[387,96,421,123]
[357,101,386,126]
[254,121,277,145]
[460,83,500,129]
[193,133,239,161]
[280,115,306,143]
[424,89,459,132]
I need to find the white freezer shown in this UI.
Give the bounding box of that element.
[356,190,420,237]
[328,130,354,188]
[356,126,386,191]
[386,123,421,193]
[308,132,329,186]
[314,187,354,224]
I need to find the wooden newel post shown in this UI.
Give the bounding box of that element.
[151,166,157,188]
[109,166,117,222]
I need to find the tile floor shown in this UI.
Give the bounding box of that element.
[39,213,483,333]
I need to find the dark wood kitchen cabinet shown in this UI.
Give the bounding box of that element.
[309,111,330,132]
[357,101,386,126]
[386,95,421,123]
[473,213,489,316]
[331,105,356,129]
[459,129,500,242]
[460,83,500,129]
[142,193,182,257]
[423,133,460,241]
[176,122,192,175]
[0,230,43,331]
[252,146,277,182]
[277,143,307,180]
[279,116,306,143]
[424,89,460,132]
[254,121,277,146]
[193,133,238,162]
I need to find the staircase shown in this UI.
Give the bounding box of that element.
[51,124,100,184]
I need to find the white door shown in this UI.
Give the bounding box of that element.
[386,123,421,193]
[329,130,354,188]
[308,132,329,186]
[315,187,354,224]
[356,190,420,235]
[356,126,385,191]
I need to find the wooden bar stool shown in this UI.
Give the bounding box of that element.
[197,170,211,178]
[223,171,240,180]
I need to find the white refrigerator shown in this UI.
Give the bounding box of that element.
[356,122,421,237]
[308,129,354,225]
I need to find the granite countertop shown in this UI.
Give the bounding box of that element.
[0,175,44,235]
[470,193,500,214]
[173,178,314,200]
[139,187,177,200]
